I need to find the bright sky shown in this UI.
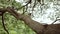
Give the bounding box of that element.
[15,0,60,25]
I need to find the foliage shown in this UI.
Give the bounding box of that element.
[0,0,36,34]
[0,13,36,34]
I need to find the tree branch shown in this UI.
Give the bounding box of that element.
[2,13,9,34]
[1,7,60,34]
[6,7,44,33]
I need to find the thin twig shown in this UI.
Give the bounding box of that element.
[52,16,59,24]
[17,0,31,10]
[2,14,9,34]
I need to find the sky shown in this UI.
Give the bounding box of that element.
[15,0,60,25]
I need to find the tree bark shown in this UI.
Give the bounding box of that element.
[6,7,44,33]
[0,7,60,34]
[7,8,60,34]
[44,24,60,34]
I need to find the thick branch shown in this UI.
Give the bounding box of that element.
[6,7,44,33]
[0,7,60,34]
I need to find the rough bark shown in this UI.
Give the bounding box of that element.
[6,7,44,33]
[0,7,60,34]
[44,24,60,34]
